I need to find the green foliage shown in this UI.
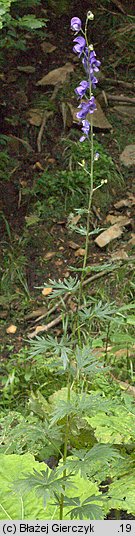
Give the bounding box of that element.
[0,0,15,29]
[62,136,122,189]
[0,0,47,51]
[30,135,123,213]
[41,276,80,298]
[0,345,67,409]
[61,444,121,480]
[85,405,135,444]
[1,358,135,518]
[0,241,30,300]
[0,453,53,519]
[0,410,63,457]
[20,0,41,6]
[106,474,135,516]
[28,338,105,379]
[64,497,104,520]
[17,15,46,31]
[0,453,103,519]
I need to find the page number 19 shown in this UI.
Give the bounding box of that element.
[119,525,132,533]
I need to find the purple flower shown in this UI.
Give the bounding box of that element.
[82,49,101,87]
[75,80,89,98]
[91,73,98,89]
[73,36,86,57]
[76,96,96,120]
[90,50,101,72]
[71,17,82,32]
[80,119,90,142]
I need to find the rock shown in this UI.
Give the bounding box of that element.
[67,99,112,130]
[120,145,135,167]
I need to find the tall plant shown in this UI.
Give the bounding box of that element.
[2,11,134,522]
[70,13,104,300]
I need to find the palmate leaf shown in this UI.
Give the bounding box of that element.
[75,344,105,375]
[49,388,114,427]
[28,334,71,361]
[50,400,75,426]
[79,301,118,323]
[59,470,103,519]
[64,496,104,519]
[59,444,121,480]
[70,503,103,520]
[110,332,135,346]
[0,418,58,456]
[14,467,73,508]
[0,408,63,457]
[76,392,114,416]
[42,276,79,298]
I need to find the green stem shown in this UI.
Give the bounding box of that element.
[82,120,94,274]
[59,375,71,520]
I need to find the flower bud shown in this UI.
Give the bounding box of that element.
[94,152,100,161]
[87,11,94,20]
[88,44,94,51]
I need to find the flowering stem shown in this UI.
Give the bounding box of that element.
[71,12,101,321]
[82,19,93,273]
[78,19,94,306]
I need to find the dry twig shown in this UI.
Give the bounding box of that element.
[99,76,135,90]
[107,94,135,104]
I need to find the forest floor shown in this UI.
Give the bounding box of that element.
[0,0,135,356]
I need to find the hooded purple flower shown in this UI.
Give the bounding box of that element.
[91,73,98,89]
[82,48,101,88]
[76,97,96,120]
[80,119,90,142]
[90,50,101,72]
[75,80,89,98]
[73,36,86,57]
[71,17,82,32]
